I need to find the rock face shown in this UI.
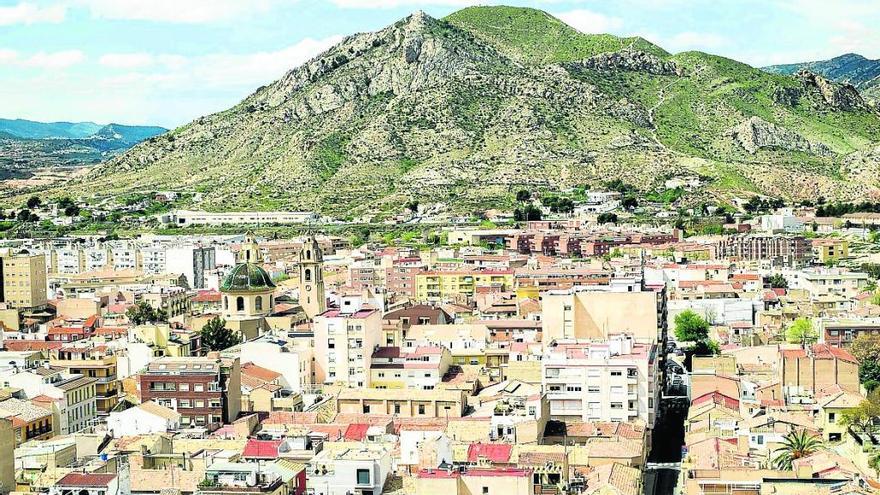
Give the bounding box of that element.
[60,6,880,214]
[764,53,880,103]
[727,116,832,156]
[571,50,682,76]
[796,70,867,110]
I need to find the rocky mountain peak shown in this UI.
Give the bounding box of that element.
[796,69,867,110]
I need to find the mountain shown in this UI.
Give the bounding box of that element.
[0,119,167,182]
[63,6,880,217]
[764,53,880,101]
[0,118,103,139]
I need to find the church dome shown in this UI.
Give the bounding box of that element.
[220,263,276,292]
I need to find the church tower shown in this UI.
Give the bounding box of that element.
[298,234,326,319]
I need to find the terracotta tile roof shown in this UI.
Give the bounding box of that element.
[242,439,282,459]
[56,473,117,487]
[3,340,62,352]
[343,423,370,441]
[240,362,281,383]
[262,411,318,424]
[193,290,222,303]
[467,443,512,463]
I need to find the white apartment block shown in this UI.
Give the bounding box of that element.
[157,210,318,227]
[542,334,659,427]
[313,294,382,388]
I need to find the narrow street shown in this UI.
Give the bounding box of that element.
[643,396,689,495]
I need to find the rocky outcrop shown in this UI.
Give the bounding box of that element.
[569,50,681,76]
[796,70,867,111]
[727,116,832,156]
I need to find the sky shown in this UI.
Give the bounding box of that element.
[1,0,879,128]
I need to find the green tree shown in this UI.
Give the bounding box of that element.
[597,212,618,224]
[26,196,42,209]
[621,196,638,211]
[515,190,531,202]
[200,317,241,352]
[840,391,880,433]
[674,310,710,342]
[64,205,80,217]
[851,335,880,385]
[514,205,542,221]
[772,429,823,470]
[125,301,167,325]
[785,317,817,345]
[768,273,788,289]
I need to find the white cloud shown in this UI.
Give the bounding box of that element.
[555,9,623,34]
[0,2,65,26]
[96,35,343,115]
[99,53,188,70]
[20,50,85,69]
[0,49,19,64]
[80,0,277,23]
[664,31,727,52]
[99,52,154,69]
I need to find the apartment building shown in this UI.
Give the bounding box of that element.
[415,270,514,303]
[50,346,119,414]
[0,398,53,446]
[158,210,318,226]
[138,356,241,430]
[307,445,392,495]
[313,294,382,387]
[542,334,659,427]
[166,246,216,289]
[385,257,426,297]
[0,252,47,310]
[55,375,98,434]
[716,234,810,267]
[541,280,667,344]
[369,345,452,390]
[811,238,849,264]
[335,387,466,418]
[783,267,869,299]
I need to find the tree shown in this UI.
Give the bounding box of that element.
[768,273,788,289]
[840,391,880,433]
[621,196,638,211]
[597,212,618,224]
[692,339,720,356]
[515,190,531,203]
[674,310,710,343]
[851,335,880,385]
[200,317,241,352]
[64,205,80,217]
[772,429,823,470]
[26,196,42,209]
[785,317,817,345]
[125,301,167,325]
[514,205,542,221]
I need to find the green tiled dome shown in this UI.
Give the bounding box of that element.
[220,263,276,292]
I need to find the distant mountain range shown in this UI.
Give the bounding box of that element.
[0,118,167,181]
[764,53,880,101]
[0,118,166,144]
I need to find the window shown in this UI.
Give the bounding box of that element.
[328,339,335,349]
[356,469,370,485]
[482,488,489,495]
[194,383,205,392]
[304,268,312,282]
[418,404,426,415]
[179,383,190,391]
[236,296,244,312]
[610,371,623,377]
[829,412,836,422]
[394,403,401,414]
[611,402,623,409]
[587,386,600,393]
[255,296,263,311]
[566,386,581,392]
[179,399,191,408]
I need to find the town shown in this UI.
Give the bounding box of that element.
[0,194,877,495]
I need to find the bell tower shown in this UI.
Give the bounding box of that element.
[299,234,326,319]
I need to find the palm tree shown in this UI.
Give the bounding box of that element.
[772,429,823,470]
